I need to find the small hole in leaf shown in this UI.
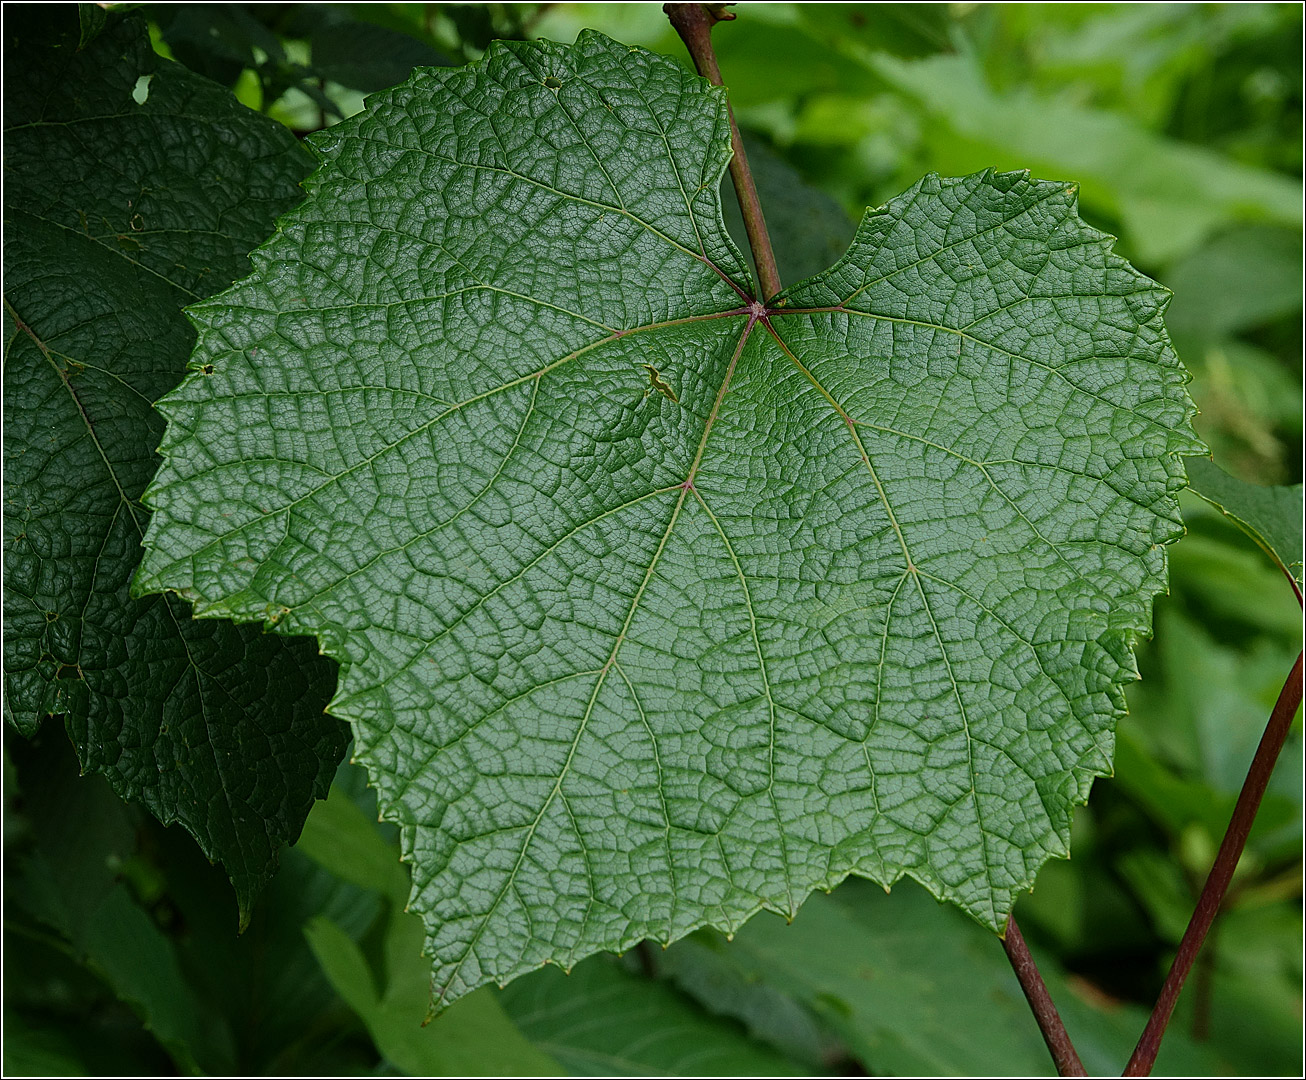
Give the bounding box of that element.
[201,364,214,375]
[132,74,153,105]
[543,76,562,89]
[643,364,678,403]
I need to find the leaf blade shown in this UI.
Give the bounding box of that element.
[137,31,1202,1003]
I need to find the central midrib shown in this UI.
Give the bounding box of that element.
[437,306,761,997]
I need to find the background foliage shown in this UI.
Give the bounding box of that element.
[4,3,1301,1076]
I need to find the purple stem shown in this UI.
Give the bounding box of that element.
[662,3,783,301]
[1125,650,1303,1075]
[1002,915,1087,1076]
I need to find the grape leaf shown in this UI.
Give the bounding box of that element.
[135,31,1203,1003]
[2,6,348,923]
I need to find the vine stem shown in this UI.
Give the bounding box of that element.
[1124,649,1303,1075]
[1002,916,1087,1076]
[663,2,783,301]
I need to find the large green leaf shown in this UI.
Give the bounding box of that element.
[2,7,347,922]
[136,31,1202,1004]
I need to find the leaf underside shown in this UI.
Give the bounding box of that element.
[136,31,1203,1003]
[3,8,347,923]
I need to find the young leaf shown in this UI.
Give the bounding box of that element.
[135,31,1202,1004]
[1183,456,1303,589]
[2,7,347,923]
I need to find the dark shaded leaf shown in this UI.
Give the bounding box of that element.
[2,6,348,923]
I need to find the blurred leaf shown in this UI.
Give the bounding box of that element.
[1184,457,1303,587]
[1163,3,1302,176]
[279,4,451,93]
[862,50,1301,265]
[158,830,382,1074]
[982,4,1290,133]
[1177,339,1301,487]
[1113,729,1299,865]
[500,956,808,1076]
[1167,514,1303,641]
[1120,564,1302,872]
[303,915,379,1016]
[1194,904,1305,1077]
[1008,839,1090,955]
[311,19,448,91]
[151,3,289,90]
[533,3,949,107]
[660,880,1228,1075]
[295,782,410,905]
[7,735,227,1074]
[1114,847,1196,943]
[1155,607,1298,788]
[444,3,498,53]
[1164,225,1301,340]
[2,1010,87,1077]
[6,732,385,1076]
[643,937,846,1070]
[76,2,107,49]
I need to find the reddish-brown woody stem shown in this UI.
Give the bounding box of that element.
[1124,650,1303,1075]
[663,3,783,301]
[1002,916,1087,1076]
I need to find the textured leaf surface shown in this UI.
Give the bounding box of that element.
[2,7,347,921]
[136,32,1202,1002]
